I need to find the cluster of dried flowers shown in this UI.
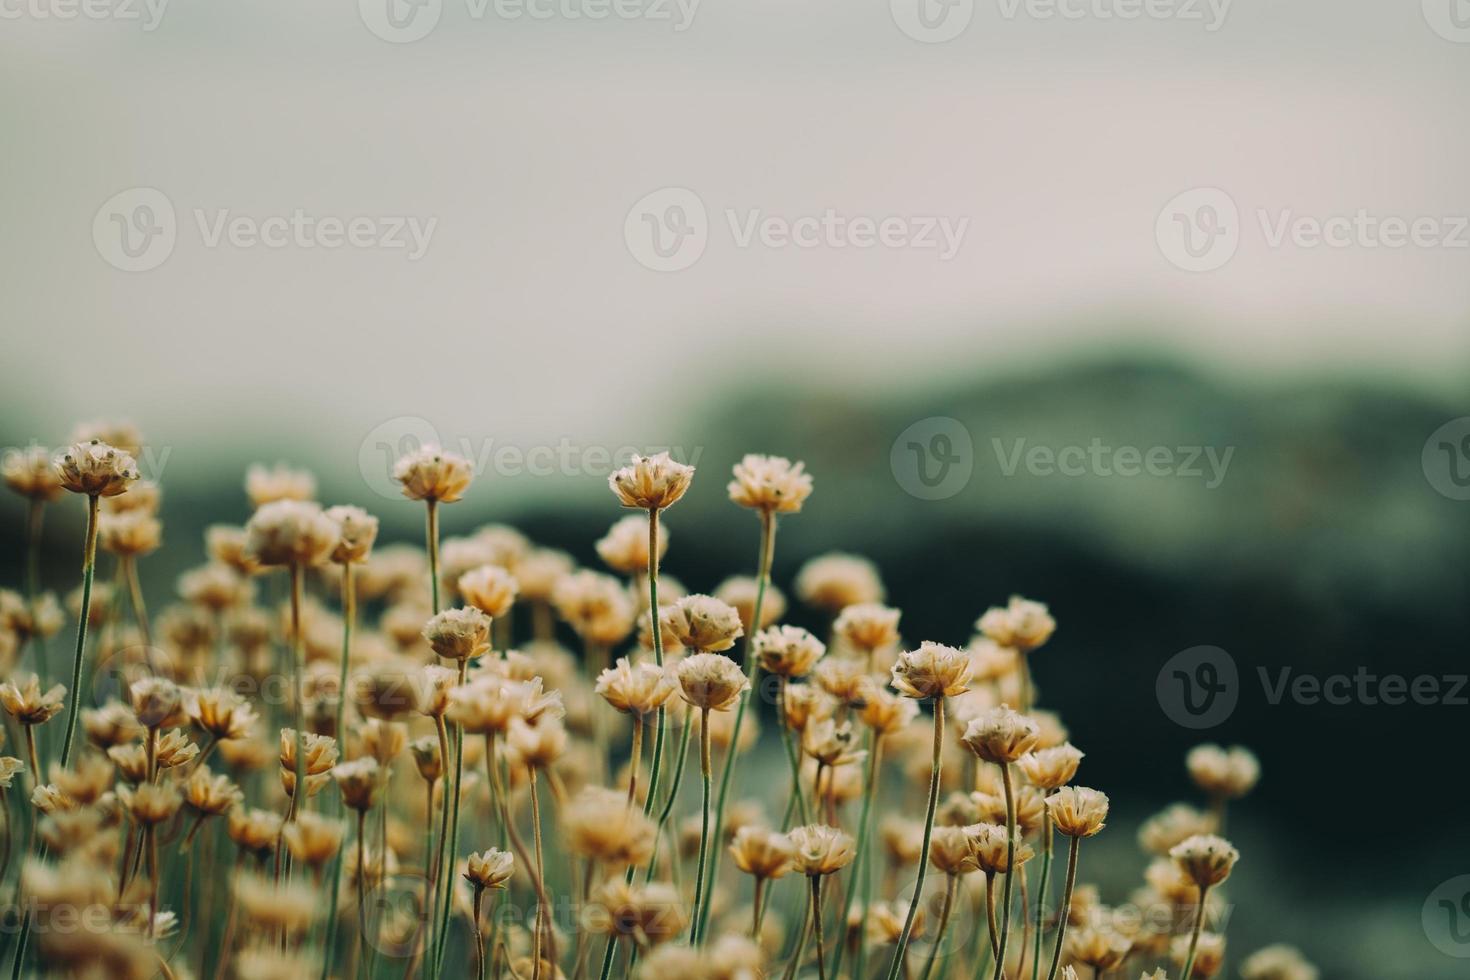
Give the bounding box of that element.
[0,424,1318,980]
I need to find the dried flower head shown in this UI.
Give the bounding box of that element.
[245,463,316,508]
[595,657,678,716]
[753,625,825,678]
[891,642,972,700]
[727,454,813,514]
[728,826,794,880]
[552,570,636,646]
[1172,931,1226,978]
[608,452,694,511]
[960,705,1040,763]
[794,553,884,612]
[787,823,855,876]
[3,445,64,502]
[835,602,902,654]
[333,757,381,812]
[564,787,657,866]
[1239,944,1318,980]
[423,607,492,661]
[1068,925,1131,971]
[1018,743,1084,790]
[1139,804,1218,856]
[1170,834,1239,889]
[325,504,379,564]
[185,765,244,816]
[966,822,1035,874]
[117,781,182,825]
[1185,744,1260,800]
[661,595,744,654]
[0,758,23,789]
[857,683,920,735]
[186,687,258,741]
[976,595,1056,653]
[245,500,340,568]
[780,683,836,731]
[129,676,183,729]
[675,652,749,712]
[464,848,515,889]
[596,514,667,574]
[928,825,980,875]
[228,807,285,856]
[54,440,139,497]
[458,565,519,618]
[1046,786,1109,838]
[393,444,474,503]
[0,673,66,725]
[283,811,344,868]
[713,576,786,633]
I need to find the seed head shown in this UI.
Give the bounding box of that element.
[675,652,749,712]
[1170,834,1239,889]
[54,440,139,498]
[960,705,1039,763]
[245,463,316,508]
[1185,744,1260,800]
[458,565,519,618]
[727,454,813,514]
[1046,786,1109,838]
[325,505,379,564]
[393,444,474,503]
[422,607,492,661]
[464,848,514,889]
[661,595,744,653]
[753,625,825,678]
[3,446,63,502]
[608,452,694,511]
[245,500,340,567]
[788,823,855,876]
[780,683,836,732]
[891,642,972,700]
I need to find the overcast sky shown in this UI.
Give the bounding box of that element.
[3,0,1467,471]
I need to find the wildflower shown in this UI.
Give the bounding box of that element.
[184,766,243,816]
[595,657,677,715]
[1240,944,1318,980]
[54,440,139,497]
[1170,834,1239,889]
[781,684,836,731]
[727,454,813,514]
[728,826,794,879]
[245,500,339,567]
[1139,803,1218,856]
[661,595,744,653]
[1068,925,1131,972]
[1046,786,1110,837]
[0,673,66,725]
[976,595,1056,652]
[118,781,182,825]
[1017,742,1084,789]
[410,735,442,783]
[753,625,824,678]
[326,505,379,564]
[891,642,972,700]
[966,822,1035,874]
[423,607,492,661]
[99,510,162,557]
[714,576,786,632]
[229,807,284,856]
[794,553,883,612]
[857,684,919,735]
[0,758,23,788]
[245,463,317,507]
[1185,744,1260,800]
[458,565,519,618]
[787,824,855,876]
[155,729,200,769]
[464,848,515,889]
[1172,931,1226,978]
[596,514,667,574]
[3,445,63,501]
[813,657,868,706]
[129,676,183,729]
[834,602,902,654]
[177,562,253,610]
[675,653,749,712]
[608,452,694,511]
[553,570,637,645]
[960,705,1039,763]
[333,757,381,812]
[928,825,980,875]
[354,661,422,720]
[564,786,657,866]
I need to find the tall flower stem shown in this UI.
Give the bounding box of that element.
[122,554,152,649]
[751,877,768,938]
[24,500,48,685]
[58,493,99,769]
[284,565,307,867]
[641,709,692,883]
[626,714,644,808]
[776,677,810,827]
[809,875,829,980]
[1043,837,1081,980]
[319,562,357,980]
[1030,805,1054,980]
[529,765,549,980]
[1179,883,1212,980]
[641,508,668,816]
[780,883,813,980]
[425,499,441,615]
[431,662,468,976]
[919,873,959,980]
[694,509,775,940]
[832,733,883,980]
[991,763,1017,980]
[688,706,713,943]
[355,810,370,975]
[884,696,945,980]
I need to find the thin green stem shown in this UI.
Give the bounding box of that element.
[694,509,775,940]
[642,709,693,884]
[776,677,810,827]
[991,763,1016,980]
[883,696,944,980]
[58,493,99,769]
[426,499,441,615]
[432,662,468,975]
[832,733,883,980]
[1179,883,1211,980]
[1030,803,1053,980]
[642,508,668,821]
[689,707,713,943]
[24,500,47,687]
[811,875,829,980]
[1043,837,1081,980]
[919,874,959,980]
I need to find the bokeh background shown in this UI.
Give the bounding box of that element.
[3,0,1469,976]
